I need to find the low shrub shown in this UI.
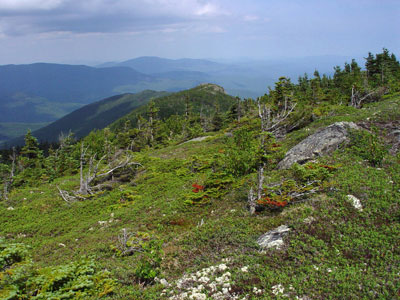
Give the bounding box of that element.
[347,129,388,166]
[111,230,163,284]
[0,239,116,300]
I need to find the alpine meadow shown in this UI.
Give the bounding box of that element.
[0,0,400,299]
[1,48,400,299]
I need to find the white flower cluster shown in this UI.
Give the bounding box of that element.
[271,284,310,299]
[252,287,262,295]
[271,284,285,296]
[162,260,250,300]
[98,213,117,228]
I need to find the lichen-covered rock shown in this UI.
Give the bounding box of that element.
[198,83,226,94]
[277,122,360,169]
[257,225,290,249]
[182,136,212,144]
[347,194,363,211]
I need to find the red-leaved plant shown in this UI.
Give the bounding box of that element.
[192,183,205,193]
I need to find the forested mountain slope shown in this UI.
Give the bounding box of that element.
[110,83,236,131]
[2,83,234,147]
[4,90,168,146]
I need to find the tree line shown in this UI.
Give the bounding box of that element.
[1,48,399,200]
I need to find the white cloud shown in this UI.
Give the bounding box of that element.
[74,0,226,18]
[195,3,219,16]
[0,0,64,11]
[0,0,232,37]
[243,15,259,22]
[204,25,226,33]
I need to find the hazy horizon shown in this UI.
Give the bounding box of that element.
[0,54,365,68]
[0,0,398,65]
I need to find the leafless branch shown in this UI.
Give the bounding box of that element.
[60,145,144,201]
[117,228,144,256]
[56,185,76,204]
[350,86,387,108]
[257,100,297,134]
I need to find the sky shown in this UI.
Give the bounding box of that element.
[0,0,399,65]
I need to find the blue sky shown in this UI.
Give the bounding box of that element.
[0,0,398,64]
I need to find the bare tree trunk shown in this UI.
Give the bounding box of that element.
[57,185,76,204]
[350,87,381,109]
[249,97,296,213]
[185,95,190,121]
[257,163,264,201]
[257,98,296,134]
[3,147,16,201]
[149,114,154,143]
[78,145,139,196]
[256,101,268,201]
[58,149,142,203]
[237,97,241,123]
[248,187,256,215]
[78,142,103,195]
[79,154,104,195]
[79,142,88,194]
[350,85,356,107]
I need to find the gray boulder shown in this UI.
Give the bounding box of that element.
[347,194,363,211]
[277,121,360,169]
[257,225,290,249]
[181,136,211,144]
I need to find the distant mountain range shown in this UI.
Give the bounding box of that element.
[98,56,225,74]
[0,63,153,122]
[0,55,359,144]
[97,55,360,98]
[2,84,233,147]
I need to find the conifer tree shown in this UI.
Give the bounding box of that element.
[20,130,42,162]
[148,101,159,145]
[211,103,223,131]
[17,130,44,185]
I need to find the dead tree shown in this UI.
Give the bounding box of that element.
[248,98,296,214]
[58,143,142,202]
[265,180,321,205]
[248,187,257,215]
[257,97,297,134]
[257,98,296,197]
[236,97,241,123]
[78,142,95,195]
[78,143,143,195]
[2,147,16,201]
[57,185,77,204]
[350,86,386,108]
[116,228,145,256]
[199,102,210,132]
[148,101,159,144]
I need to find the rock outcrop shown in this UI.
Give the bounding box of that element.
[257,225,290,249]
[182,136,212,144]
[277,121,360,169]
[347,194,363,211]
[198,83,226,94]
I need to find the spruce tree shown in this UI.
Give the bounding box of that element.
[17,130,44,185]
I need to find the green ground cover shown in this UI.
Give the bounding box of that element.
[1,94,399,299]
